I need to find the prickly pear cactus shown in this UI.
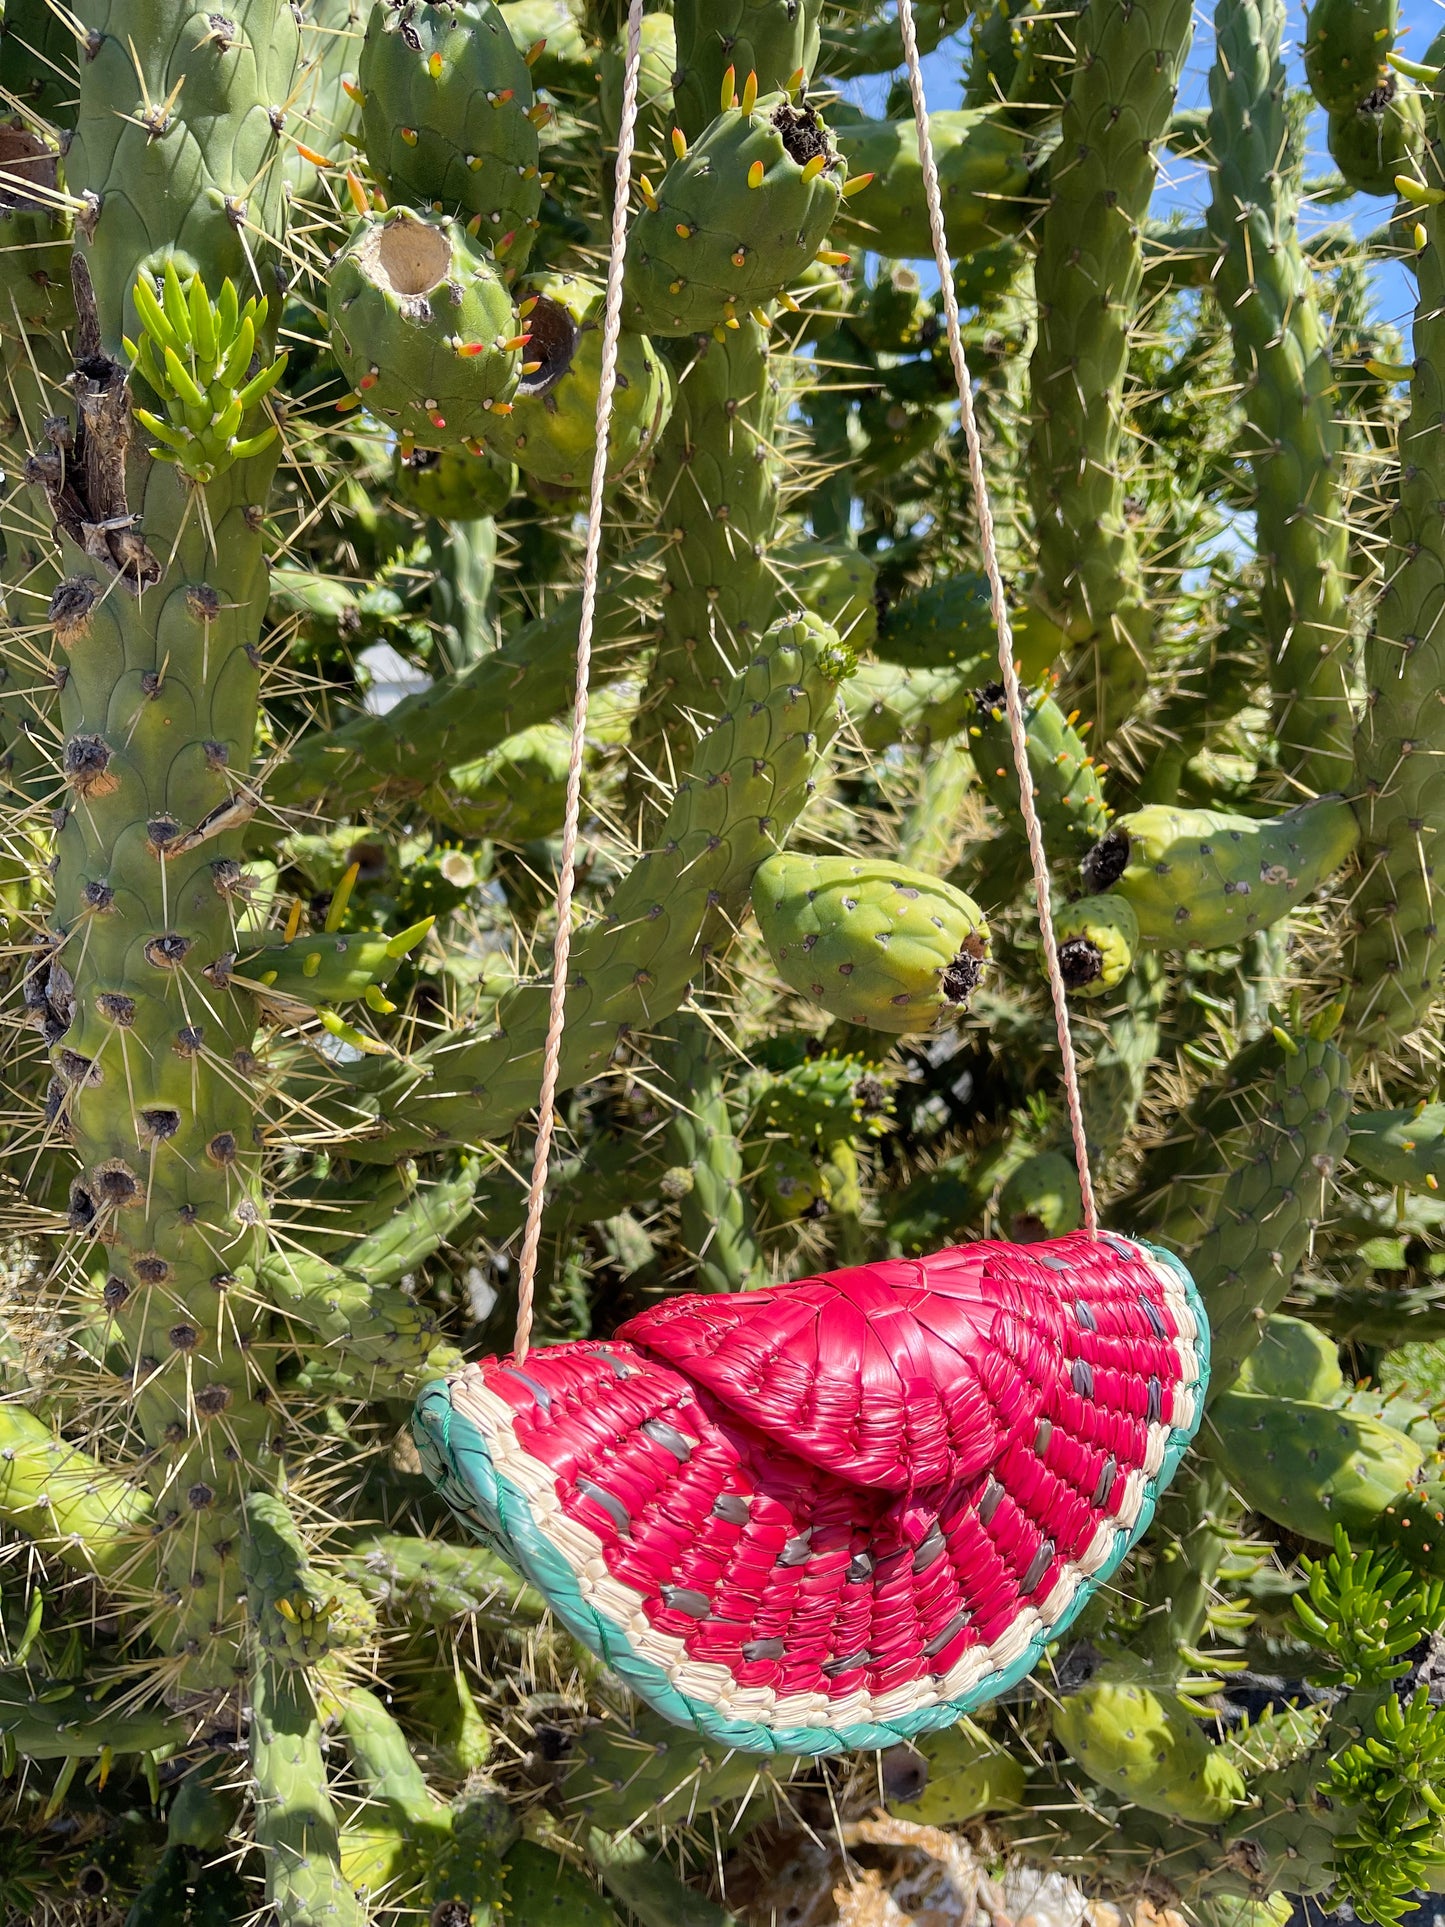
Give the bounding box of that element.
[2,0,1444,1922]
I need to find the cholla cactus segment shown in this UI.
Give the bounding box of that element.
[624,92,846,335]
[482,270,673,485]
[358,0,542,261]
[752,852,990,1033]
[328,208,521,448]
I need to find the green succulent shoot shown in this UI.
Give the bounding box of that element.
[1293,1525,1445,1688]
[125,263,287,483]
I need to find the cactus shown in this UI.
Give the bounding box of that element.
[0,0,1443,1920]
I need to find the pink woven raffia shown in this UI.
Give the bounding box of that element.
[440,1233,1204,1716]
[896,0,1097,1236]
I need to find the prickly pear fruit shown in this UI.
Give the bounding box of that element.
[752,853,989,1033]
[968,681,1109,862]
[358,0,542,262]
[1328,77,1425,197]
[1081,797,1358,950]
[1055,894,1139,998]
[1233,1315,1345,1405]
[329,208,520,448]
[752,1139,830,1220]
[1050,1672,1246,1825]
[883,1724,1026,1825]
[1368,1480,1445,1579]
[393,443,517,519]
[624,92,845,336]
[480,272,672,486]
[421,1796,511,1925]
[500,1841,621,1926]
[997,1149,1083,1242]
[1207,1391,1424,1540]
[1304,0,1395,112]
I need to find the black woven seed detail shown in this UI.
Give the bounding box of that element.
[911,1523,945,1573]
[575,1477,630,1533]
[741,1637,786,1661]
[847,1551,874,1582]
[1146,1376,1163,1424]
[712,1492,750,1524]
[1072,1359,1095,1400]
[1141,1294,1167,1339]
[978,1476,1005,1524]
[640,1418,693,1462]
[1073,1298,1097,1332]
[1035,1418,1053,1455]
[498,1366,551,1411]
[924,1608,972,1658]
[822,1650,873,1677]
[1093,1455,1116,1508]
[1022,1540,1055,1593]
[659,1586,710,1619]
[779,1531,813,1567]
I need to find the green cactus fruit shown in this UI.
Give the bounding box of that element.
[624,92,846,336]
[329,208,521,449]
[393,443,517,518]
[1054,894,1139,998]
[997,1149,1083,1242]
[1234,1315,1345,1404]
[556,1708,777,1830]
[671,0,823,143]
[481,272,672,486]
[883,1724,1026,1825]
[500,1842,621,1926]
[359,0,542,261]
[1207,1391,1424,1540]
[1050,1674,1246,1825]
[1328,76,1425,197]
[833,108,1031,261]
[752,1139,830,1220]
[599,11,675,177]
[1349,1102,1445,1193]
[0,123,73,333]
[774,539,878,651]
[1082,797,1358,950]
[1304,0,1395,111]
[752,852,990,1033]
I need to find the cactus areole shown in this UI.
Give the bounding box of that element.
[415,1231,1208,1752]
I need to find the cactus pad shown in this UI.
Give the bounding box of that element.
[359,0,542,260]
[752,852,990,1033]
[414,1230,1207,1754]
[481,271,673,486]
[329,208,521,448]
[1050,1672,1246,1824]
[624,92,846,335]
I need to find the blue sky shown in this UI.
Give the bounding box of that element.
[839,2,1445,335]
